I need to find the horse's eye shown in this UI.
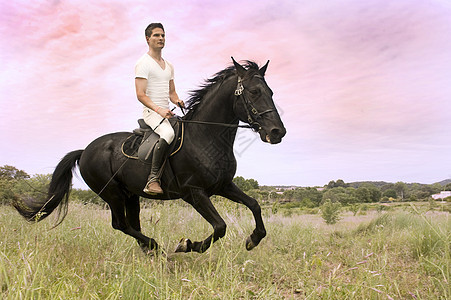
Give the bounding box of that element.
[249,89,259,95]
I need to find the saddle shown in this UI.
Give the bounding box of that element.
[121,118,184,163]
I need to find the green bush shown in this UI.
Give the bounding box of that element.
[300,197,315,208]
[320,199,341,225]
[71,189,104,206]
[0,179,18,205]
[358,203,369,215]
[348,204,360,216]
[0,165,30,206]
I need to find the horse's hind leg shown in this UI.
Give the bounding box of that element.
[175,188,226,253]
[218,182,266,251]
[125,195,159,252]
[125,195,141,231]
[100,185,158,252]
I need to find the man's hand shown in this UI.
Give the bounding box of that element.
[157,107,174,119]
[177,99,185,108]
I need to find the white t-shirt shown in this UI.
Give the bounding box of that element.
[135,54,174,110]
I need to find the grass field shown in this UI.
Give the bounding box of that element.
[1,200,449,299]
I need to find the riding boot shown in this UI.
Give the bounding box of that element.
[143,138,169,195]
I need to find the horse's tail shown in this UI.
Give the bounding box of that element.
[13,150,84,226]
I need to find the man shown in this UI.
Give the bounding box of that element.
[135,23,184,194]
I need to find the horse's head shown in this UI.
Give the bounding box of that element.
[232,58,286,144]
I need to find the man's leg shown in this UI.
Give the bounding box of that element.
[143,119,174,194]
[143,138,169,194]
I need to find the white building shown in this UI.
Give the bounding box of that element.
[431,191,451,200]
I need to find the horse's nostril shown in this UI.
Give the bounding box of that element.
[271,128,281,137]
[270,127,286,140]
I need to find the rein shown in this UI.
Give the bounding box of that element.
[175,118,253,129]
[175,98,253,128]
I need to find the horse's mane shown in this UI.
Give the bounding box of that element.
[184,60,260,119]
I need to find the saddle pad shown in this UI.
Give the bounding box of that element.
[121,120,184,161]
[122,135,143,158]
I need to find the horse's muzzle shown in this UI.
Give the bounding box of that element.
[259,126,286,144]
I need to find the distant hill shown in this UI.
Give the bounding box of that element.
[435,179,451,186]
[263,179,451,190]
[347,181,390,188]
[338,179,451,189]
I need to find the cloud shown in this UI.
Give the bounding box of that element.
[1,0,450,185]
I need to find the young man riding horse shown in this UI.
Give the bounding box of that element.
[134,23,185,195]
[14,24,286,254]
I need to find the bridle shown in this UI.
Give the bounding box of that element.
[176,75,275,132]
[234,75,275,132]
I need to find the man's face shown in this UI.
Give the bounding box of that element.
[147,28,165,50]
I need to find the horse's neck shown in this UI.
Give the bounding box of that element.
[188,78,239,146]
[192,78,238,125]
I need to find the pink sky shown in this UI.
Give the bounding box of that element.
[1,0,451,187]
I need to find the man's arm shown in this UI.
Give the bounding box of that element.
[135,78,174,118]
[135,78,158,111]
[169,79,185,108]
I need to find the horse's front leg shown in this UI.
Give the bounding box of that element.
[218,182,266,250]
[175,188,226,253]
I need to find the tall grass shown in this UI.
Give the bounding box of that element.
[1,201,449,299]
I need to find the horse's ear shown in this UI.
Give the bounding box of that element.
[259,60,270,76]
[231,57,246,78]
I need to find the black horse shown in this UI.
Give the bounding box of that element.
[14,58,286,253]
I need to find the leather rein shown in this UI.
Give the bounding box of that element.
[176,75,274,132]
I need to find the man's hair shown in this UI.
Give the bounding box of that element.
[145,23,164,38]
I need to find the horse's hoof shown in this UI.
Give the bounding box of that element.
[245,236,256,251]
[139,239,160,255]
[139,245,156,255]
[143,249,154,256]
[175,238,192,253]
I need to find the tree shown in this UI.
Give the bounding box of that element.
[321,199,341,224]
[335,179,348,188]
[0,165,29,181]
[430,183,443,194]
[233,176,250,191]
[0,165,29,205]
[245,189,272,202]
[14,174,52,203]
[408,185,433,201]
[246,189,260,201]
[326,180,336,189]
[349,204,360,216]
[247,179,259,190]
[232,176,259,192]
[361,183,382,202]
[381,183,395,192]
[299,198,315,208]
[394,182,407,201]
[321,187,357,205]
[283,189,296,201]
[383,189,397,199]
[0,179,17,205]
[326,179,348,189]
[300,187,323,206]
[355,186,371,203]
